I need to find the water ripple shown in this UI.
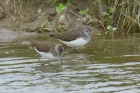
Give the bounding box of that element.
[0,39,140,93]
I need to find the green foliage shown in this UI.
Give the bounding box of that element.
[37,8,45,19]
[78,8,90,22]
[8,0,140,33]
[79,8,89,16]
[38,8,42,15]
[27,0,34,4]
[17,0,21,2]
[59,15,65,21]
[103,7,117,35]
[55,3,69,21]
[103,12,109,16]
[56,3,66,14]
[107,25,117,32]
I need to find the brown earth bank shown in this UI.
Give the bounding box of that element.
[0,0,107,42]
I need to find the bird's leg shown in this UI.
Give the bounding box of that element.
[35,54,45,66]
[60,56,62,65]
[37,58,45,66]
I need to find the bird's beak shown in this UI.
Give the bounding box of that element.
[60,56,62,65]
[91,36,94,41]
[91,33,94,41]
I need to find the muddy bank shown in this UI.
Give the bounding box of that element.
[0,0,102,42]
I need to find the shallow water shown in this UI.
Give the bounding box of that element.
[0,35,140,93]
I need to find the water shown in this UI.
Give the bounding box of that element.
[0,35,140,93]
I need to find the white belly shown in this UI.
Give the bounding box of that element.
[60,37,90,47]
[34,47,58,60]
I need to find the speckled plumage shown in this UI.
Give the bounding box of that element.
[50,26,93,47]
[29,39,64,60]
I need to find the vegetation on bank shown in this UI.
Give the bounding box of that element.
[1,0,140,36]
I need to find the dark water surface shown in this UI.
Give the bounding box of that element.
[0,35,140,93]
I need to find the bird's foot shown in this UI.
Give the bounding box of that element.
[40,62,45,66]
[37,58,45,66]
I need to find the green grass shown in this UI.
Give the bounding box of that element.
[6,0,140,34]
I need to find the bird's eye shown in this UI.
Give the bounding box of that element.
[85,28,88,31]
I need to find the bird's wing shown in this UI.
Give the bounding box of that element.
[50,27,82,41]
[29,39,52,52]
